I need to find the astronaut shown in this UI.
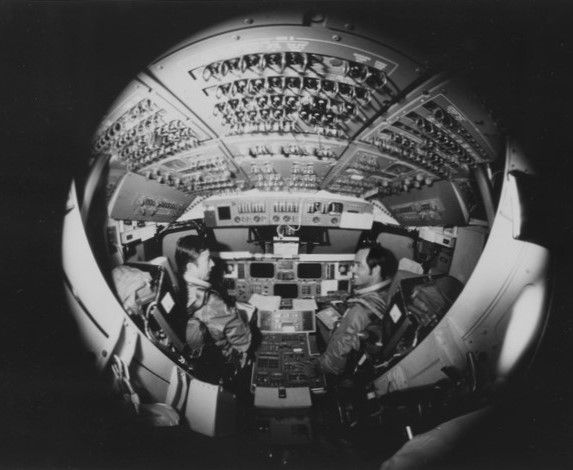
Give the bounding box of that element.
[318,243,398,376]
[175,235,252,379]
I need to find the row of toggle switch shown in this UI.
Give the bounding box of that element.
[93,96,203,172]
[333,167,436,196]
[226,120,347,138]
[423,109,489,160]
[201,52,389,91]
[215,94,358,133]
[94,98,158,153]
[272,202,300,213]
[411,117,475,163]
[237,202,265,213]
[249,163,319,192]
[372,132,453,179]
[213,76,374,102]
[141,158,240,194]
[107,115,199,171]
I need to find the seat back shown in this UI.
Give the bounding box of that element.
[350,292,416,379]
[360,275,464,377]
[125,260,187,346]
[406,275,464,328]
[148,256,180,294]
[160,228,202,278]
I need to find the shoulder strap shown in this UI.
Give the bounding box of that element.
[187,288,210,316]
[347,297,385,321]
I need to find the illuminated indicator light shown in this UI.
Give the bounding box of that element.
[405,426,413,440]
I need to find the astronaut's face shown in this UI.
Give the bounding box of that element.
[186,249,215,281]
[352,248,380,288]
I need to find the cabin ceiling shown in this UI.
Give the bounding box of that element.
[94,14,502,218]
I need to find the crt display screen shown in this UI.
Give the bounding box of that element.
[249,263,275,278]
[273,283,298,298]
[217,206,231,220]
[297,263,322,279]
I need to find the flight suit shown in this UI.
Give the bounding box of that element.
[318,280,391,376]
[184,277,252,361]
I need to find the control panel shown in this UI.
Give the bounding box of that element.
[218,253,354,302]
[226,135,344,193]
[258,310,316,333]
[204,191,373,229]
[251,333,325,393]
[109,172,194,222]
[382,180,469,226]
[164,35,414,141]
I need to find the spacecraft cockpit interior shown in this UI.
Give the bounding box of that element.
[61,8,551,457]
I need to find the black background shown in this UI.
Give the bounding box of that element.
[1,1,572,468]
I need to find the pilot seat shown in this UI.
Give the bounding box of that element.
[353,274,464,383]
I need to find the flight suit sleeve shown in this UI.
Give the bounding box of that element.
[222,304,252,353]
[202,294,252,354]
[318,304,371,375]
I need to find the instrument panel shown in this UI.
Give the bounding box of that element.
[251,333,325,392]
[93,14,501,225]
[217,253,354,302]
[203,191,373,228]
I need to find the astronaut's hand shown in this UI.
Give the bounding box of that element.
[228,349,249,370]
[235,351,244,369]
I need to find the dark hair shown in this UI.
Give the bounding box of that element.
[358,242,398,280]
[175,235,209,274]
